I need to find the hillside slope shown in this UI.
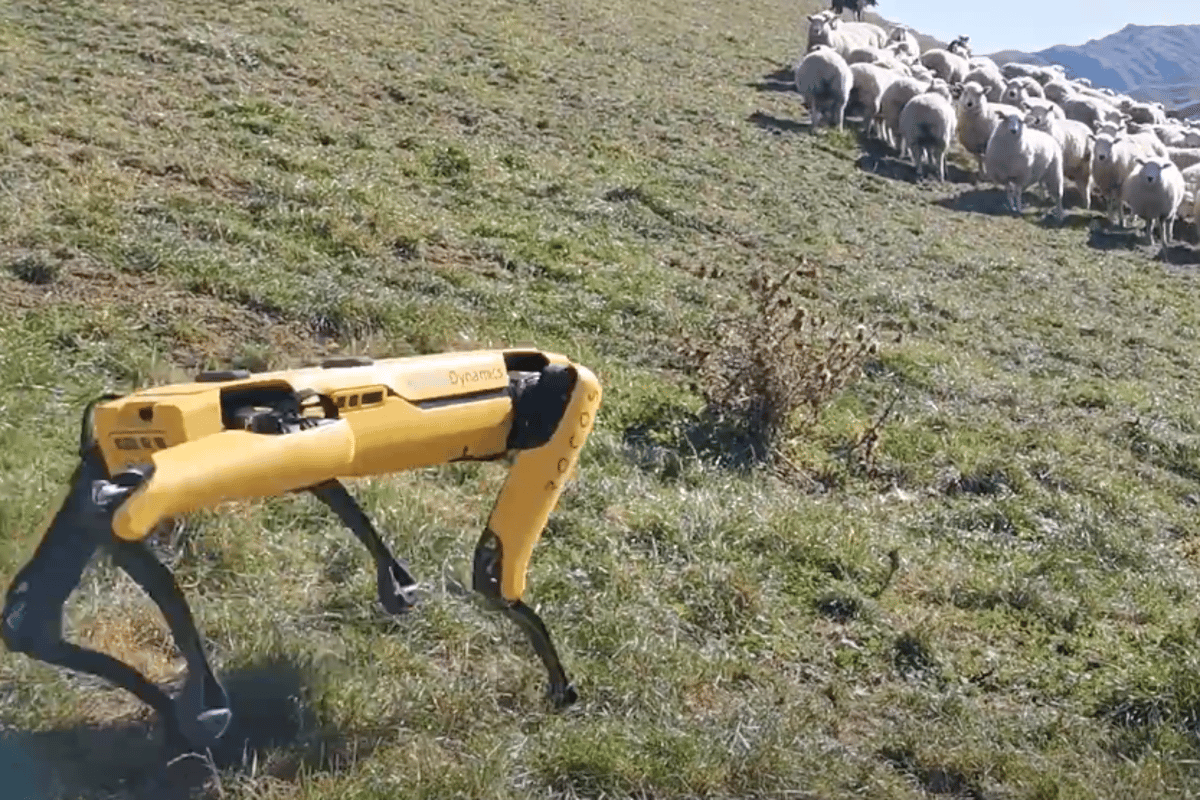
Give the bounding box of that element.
[4,1,1200,800]
[990,23,1200,111]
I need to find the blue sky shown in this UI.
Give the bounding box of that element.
[875,2,1199,55]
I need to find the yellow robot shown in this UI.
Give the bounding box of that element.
[2,348,602,751]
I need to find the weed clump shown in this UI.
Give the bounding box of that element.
[681,260,887,473]
[8,252,61,285]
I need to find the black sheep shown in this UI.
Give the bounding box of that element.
[829,0,878,23]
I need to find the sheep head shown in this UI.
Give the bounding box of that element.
[1132,158,1175,185]
[1024,106,1052,131]
[1002,113,1025,137]
[1092,135,1117,162]
[957,81,985,111]
[1002,82,1027,106]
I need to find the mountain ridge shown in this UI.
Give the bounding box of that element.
[986,23,1200,114]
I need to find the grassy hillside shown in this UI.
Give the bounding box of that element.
[4,1,1200,798]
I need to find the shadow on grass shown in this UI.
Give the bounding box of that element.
[747,110,810,136]
[0,654,382,799]
[747,64,795,93]
[846,134,975,186]
[622,407,771,479]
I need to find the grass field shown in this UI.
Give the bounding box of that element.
[5,0,1200,798]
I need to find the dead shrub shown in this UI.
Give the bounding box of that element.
[680,259,888,474]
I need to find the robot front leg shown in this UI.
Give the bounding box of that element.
[106,538,232,748]
[472,530,577,707]
[1,448,229,752]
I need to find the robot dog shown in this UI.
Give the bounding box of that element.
[2,348,602,751]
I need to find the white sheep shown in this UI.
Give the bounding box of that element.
[1195,177,1200,242]
[1120,99,1168,126]
[1091,133,1163,226]
[886,25,919,59]
[1152,124,1200,148]
[1060,94,1124,131]
[883,41,919,66]
[1166,147,1200,171]
[900,89,959,181]
[1025,104,1094,209]
[1121,157,1185,246]
[919,48,969,84]
[880,75,932,155]
[1183,165,1200,242]
[1024,97,1066,121]
[946,35,971,57]
[806,14,887,58]
[794,45,855,130]
[1042,79,1074,106]
[849,62,900,139]
[908,63,935,82]
[1125,130,1171,159]
[1181,163,1200,225]
[844,46,911,74]
[963,65,1006,103]
[956,81,1022,180]
[984,113,1064,219]
[1001,76,1044,107]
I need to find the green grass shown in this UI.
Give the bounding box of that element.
[4,0,1200,798]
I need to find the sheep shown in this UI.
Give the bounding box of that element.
[956,81,1024,179]
[1126,130,1171,159]
[963,65,1006,103]
[947,35,971,57]
[1121,157,1185,246]
[830,0,878,22]
[1025,103,1094,209]
[1195,176,1200,242]
[1001,76,1045,106]
[1042,79,1074,106]
[1060,94,1124,131]
[1120,98,1168,125]
[880,75,933,154]
[1182,164,1200,224]
[984,112,1064,219]
[806,14,886,58]
[794,45,855,130]
[887,25,919,59]
[1091,133,1163,226]
[968,55,1002,73]
[849,62,900,139]
[919,48,970,84]
[1000,62,1061,85]
[908,63,935,82]
[1166,147,1200,171]
[900,89,958,181]
[844,46,911,74]
[883,41,919,66]
[1000,62,1040,80]
[1024,97,1066,121]
[1151,124,1200,148]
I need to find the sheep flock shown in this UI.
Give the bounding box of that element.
[793,8,1200,255]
